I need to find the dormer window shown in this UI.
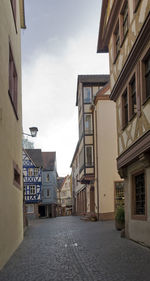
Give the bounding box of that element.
[84,87,92,104]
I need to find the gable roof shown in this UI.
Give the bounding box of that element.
[25,149,43,167]
[76,74,110,105]
[42,152,56,171]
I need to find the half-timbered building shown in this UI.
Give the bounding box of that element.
[23,149,42,219]
[97,0,150,245]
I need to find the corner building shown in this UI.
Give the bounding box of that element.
[0,0,26,269]
[98,0,150,245]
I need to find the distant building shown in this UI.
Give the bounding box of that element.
[0,0,26,270]
[23,149,42,219]
[56,177,65,216]
[60,175,72,216]
[39,152,57,218]
[71,74,122,219]
[97,0,150,244]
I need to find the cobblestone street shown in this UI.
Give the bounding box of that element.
[0,216,150,281]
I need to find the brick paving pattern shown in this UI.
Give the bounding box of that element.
[0,216,150,281]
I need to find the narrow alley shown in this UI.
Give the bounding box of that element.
[0,216,150,281]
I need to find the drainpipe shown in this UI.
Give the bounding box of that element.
[95,106,100,220]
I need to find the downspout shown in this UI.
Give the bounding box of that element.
[95,106,100,220]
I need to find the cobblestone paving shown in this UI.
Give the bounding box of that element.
[0,216,150,281]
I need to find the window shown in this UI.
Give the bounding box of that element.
[132,172,146,219]
[10,0,16,23]
[79,147,84,171]
[122,89,128,128]
[84,87,92,103]
[46,173,50,182]
[76,175,78,186]
[13,161,21,189]
[28,168,33,176]
[47,189,50,197]
[9,45,18,118]
[84,114,93,134]
[34,168,38,176]
[85,145,93,167]
[26,204,34,214]
[129,75,136,118]
[114,22,120,60]
[145,55,150,99]
[120,1,128,43]
[30,185,36,195]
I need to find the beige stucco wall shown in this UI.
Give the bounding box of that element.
[0,0,23,269]
[125,160,150,246]
[94,99,121,215]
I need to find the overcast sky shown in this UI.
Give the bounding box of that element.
[21,0,109,176]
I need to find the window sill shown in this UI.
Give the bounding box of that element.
[131,215,147,221]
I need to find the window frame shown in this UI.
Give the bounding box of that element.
[122,89,128,129]
[30,185,36,195]
[84,113,93,135]
[131,170,147,220]
[13,161,21,189]
[10,0,17,32]
[8,44,18,119]
[129,74,137,120]
[141,49,150,104]
[28,168,33,176]
[120,0,129,46]
[83,87,92,104]
[85,145,94,167]
[113,21,120,62]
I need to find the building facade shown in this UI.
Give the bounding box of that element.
[23,149,42,219]
[39,152,57,218]
[56,177,65,216]
[72,75,122,219]
[75,75,108,217]
[0,0,26,269]
[98,0,150,245]
[60,175,72,216]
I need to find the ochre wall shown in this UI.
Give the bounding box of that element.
[94,99,121,216]
[0,0,23,269]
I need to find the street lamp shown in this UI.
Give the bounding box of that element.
[23,127,38,137]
